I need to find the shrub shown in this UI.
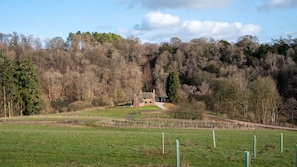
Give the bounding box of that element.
[169,100,205,120]
[92,96,114,107]
[60,107,68,113]
[68,101,92,111]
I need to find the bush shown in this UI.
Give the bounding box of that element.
[60,107,68,113]
[51,100,72,113]
[92,96,114,107]
[68,101,92,111]
[41,100,56,114]
[169,100,205,120]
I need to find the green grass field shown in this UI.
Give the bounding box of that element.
[57,106,161,118]
[0,124,296,166]
[0,106,296,166]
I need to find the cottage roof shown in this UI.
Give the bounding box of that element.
[142,92,154,99]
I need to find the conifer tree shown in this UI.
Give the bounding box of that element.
[15,59,43,115]
[166,71,180,103]
[0,50,43,116]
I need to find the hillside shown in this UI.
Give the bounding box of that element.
[0,32,297,125]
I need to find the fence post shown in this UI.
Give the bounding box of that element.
[212,129,216,148]
[280,133,283,152]
[176,139,180,167]
[245,151,250,167]
[253,135,256,158]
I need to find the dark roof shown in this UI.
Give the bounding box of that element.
[142,92,154,99]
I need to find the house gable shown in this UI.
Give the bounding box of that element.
[133,89,155,107]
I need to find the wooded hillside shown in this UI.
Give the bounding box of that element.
[0,32,296,125]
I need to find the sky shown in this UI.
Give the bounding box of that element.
[0,0,297,43]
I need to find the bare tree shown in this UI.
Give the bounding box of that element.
[46,37,65,51]
[249,76,281,124]
[229,73,250,118]
[43,70,63,102]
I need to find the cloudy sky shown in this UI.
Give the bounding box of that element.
[1,0,296,43]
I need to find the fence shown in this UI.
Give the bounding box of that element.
[99,119,256,129]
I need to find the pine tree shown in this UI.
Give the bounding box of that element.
[15,59,43,115]
[166,71,180,103]
[0,50,43,116]
[0,51,18,117]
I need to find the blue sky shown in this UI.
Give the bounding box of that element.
[1,0,296,43]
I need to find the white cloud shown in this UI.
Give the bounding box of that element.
[259,0,297,11]
[131,12,262,43]
[135,11,180,30]
[121,0,234,10]
[239,24,262,36]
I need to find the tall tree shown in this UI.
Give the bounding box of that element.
[46,37,65,51]
[166,71,180,103]
[0,51,43,116]
[209,78,233,114]
[14,58,43,115]
[249,76,281,124]
[0,50,14,117]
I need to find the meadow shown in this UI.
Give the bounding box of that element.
[0,106,296,167]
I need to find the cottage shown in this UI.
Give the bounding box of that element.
[133,90,155,107]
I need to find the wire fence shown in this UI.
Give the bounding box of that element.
[99,119,256,130]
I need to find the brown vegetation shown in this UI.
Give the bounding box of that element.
[0,32,297,125]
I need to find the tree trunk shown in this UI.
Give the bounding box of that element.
[243,99,248,118]
[8,101,11,117]
[271,112,275,123]
[20,101,23,117]
[3,87,6,118]
[48,75,52,101]
[291,110,294,124]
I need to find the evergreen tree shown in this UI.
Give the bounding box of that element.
[14,59,43,115]
[166,71,180,103]
[0,51,19,117]
[0,50,43,116]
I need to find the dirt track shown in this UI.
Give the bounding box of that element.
[155,102,168,110]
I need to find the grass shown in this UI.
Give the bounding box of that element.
[0,106,296,166]
[0,105,161,122]
[56,105,161,118]
[0,123,296,167]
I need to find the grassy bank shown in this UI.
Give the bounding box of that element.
[0,124,296,166]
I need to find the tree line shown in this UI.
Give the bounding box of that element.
[0,32,296,125]
[0,50,43,116]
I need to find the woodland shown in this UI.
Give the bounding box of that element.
[0,31,297,125]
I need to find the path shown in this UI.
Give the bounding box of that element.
[155,102,168,110]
